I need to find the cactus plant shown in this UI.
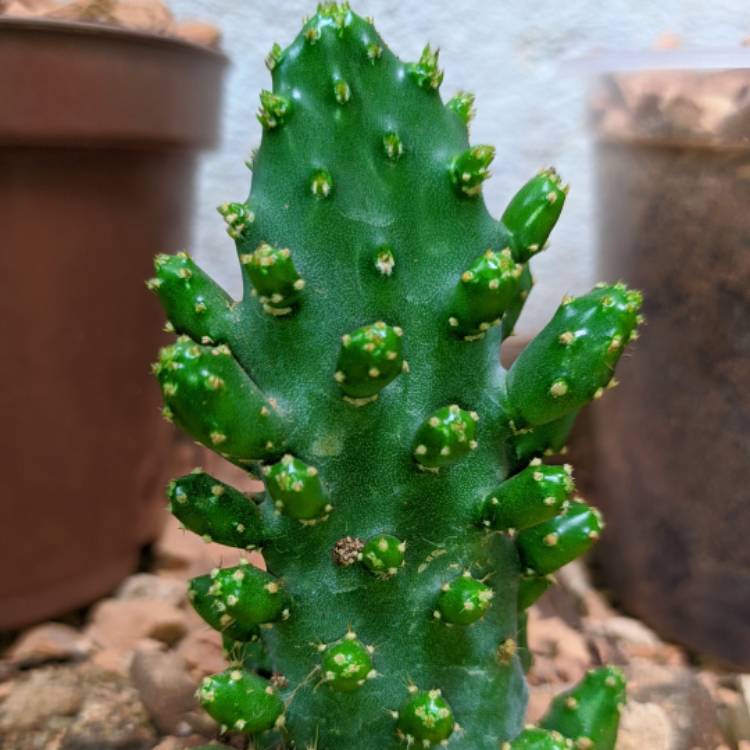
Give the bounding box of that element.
[148,4,641,748]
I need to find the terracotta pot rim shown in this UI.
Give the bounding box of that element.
[0,15,228,64]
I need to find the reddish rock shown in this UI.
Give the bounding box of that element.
[130,646,197,735]
[173,20,221,48]
[1,0,61,16]
[6,622,91,667]
[0,666,83,732]
[177,627,226,681]
[527,609,592,686]
[0,663,155,749]
[626,658,725,749]
[618,700,674,749]
[153,737,211,750]
[86,598,187,650]
[116,573,186,607]
[44,0,174,31]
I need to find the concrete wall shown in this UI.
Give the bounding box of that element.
[170,0,749,336]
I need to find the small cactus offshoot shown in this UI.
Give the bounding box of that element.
[149,4,640,748]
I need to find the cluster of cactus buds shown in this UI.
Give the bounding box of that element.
[148,4,641,748]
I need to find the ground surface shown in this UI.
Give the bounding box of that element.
[1,447,749,750]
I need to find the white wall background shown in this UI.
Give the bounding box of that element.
[170,0,750,337]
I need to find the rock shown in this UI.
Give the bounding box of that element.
[1,0,61,16]
[176,627,226,681]
[541,562,616,621]
[108,0,173,31]
[587,615,661,648]
[6,622,91,667]
[89,637,164,677]
[732,675,750,742]
[617,700,675,749]
[0,666,83,732]
[153,738,211,750]
[130,646,197,735]
[583,614,685,666]
[44,0,174,31]
[0,663,155,749]
[116,573,186,607]
[89,646,131,677]
[626,658,725,749]
[86,598,188,650]
[62,664,155,749]
[173,21,221,48]
[527,610,592,685]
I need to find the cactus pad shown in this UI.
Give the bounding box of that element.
[149,4,641,747]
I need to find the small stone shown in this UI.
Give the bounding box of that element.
[617,701,674,750]
[116,573,186,607]
[626,658,725,749]
[6,622,91,667]
[86,598,188,650]
[176,628,226,681]
[64,664,156,748]
[152,737,211,750]
[44,0,174,32]
[584,615,678,663]
[527,609,591,685]
[173,20,221,48]
[130,647,197,735]
[1,0,59,15]
[0,666,84,732]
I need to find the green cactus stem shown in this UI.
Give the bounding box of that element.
[188,573,261,642]
[502,168,568,263]
[508,412,577,468]
[217,201,255,241]
[360,533,406,576]
[397,687,456,745]
[199,668,284,734]
[540,667,627,750]
[517,574,554,611]
[262,454,331,520]
[148,252,236,345]
[516,500,604,577]
[257,90,292,129]
[408,44,443,90]
[193,561,289,629]
[505,284,642,430]
[168,470,266,549]
[335,321,405,402]
[448,248,523,339]
[319,631,376,691]
[479,459,574,532]
[450,145,496,197]
[501,264,534,341]
[413,405,479,470]
[436,572,494,625]
[241,242,305,316]
[154,337,285,463]
[149,5,640,748]
[504,727,573,749]
[446,91,476,124]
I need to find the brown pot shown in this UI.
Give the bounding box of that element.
[589,63,750,668]
[0,18,226,628]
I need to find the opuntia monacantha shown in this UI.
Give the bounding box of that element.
[149,4,637,748]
